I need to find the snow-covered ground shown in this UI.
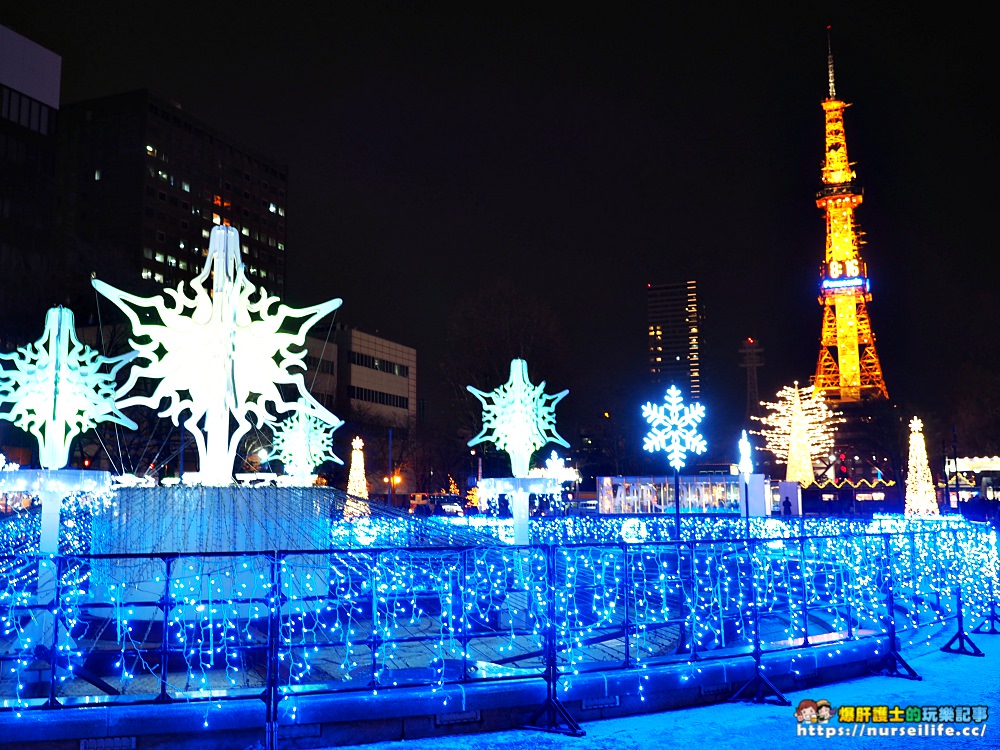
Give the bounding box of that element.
[323,627,1000,750]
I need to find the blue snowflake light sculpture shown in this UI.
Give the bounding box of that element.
[641,385,707,471]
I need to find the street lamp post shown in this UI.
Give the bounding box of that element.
[387,427,393,507]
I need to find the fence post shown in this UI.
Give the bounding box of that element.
[46,555,63,708]
[621,542,631,669]
[264,553,282,750]
[688,540,698,660]
[158,555,173,703]
[876,534,921,679]
[798,537,810,647]
[940,587,984,656]
[523,543,584,736]
[730,537,790,706]
[973,578,1000,635]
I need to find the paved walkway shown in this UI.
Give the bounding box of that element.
[323,626,1000,750]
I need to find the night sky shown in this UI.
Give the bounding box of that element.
[4,5,995,455]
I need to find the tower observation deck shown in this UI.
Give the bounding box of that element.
[812,35,888,404]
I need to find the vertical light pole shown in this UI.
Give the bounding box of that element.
[952,426,960,513]
[387,427,393,507]
[739,429,753,540]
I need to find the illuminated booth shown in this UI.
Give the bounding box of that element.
[596,473,743,515]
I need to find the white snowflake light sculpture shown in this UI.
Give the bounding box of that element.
[93,225,342,485]
[347,436,369,499]
[905,417,938,516]
[752,381,842,486]
[641,385,707,471]
[0,306,137,469]
[269,401,341,484]
[467,359,569,478]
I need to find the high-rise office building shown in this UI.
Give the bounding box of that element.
[647,280,701,400]
[0,25,61,341]
[56,90,288,319]
[305,324,417,431]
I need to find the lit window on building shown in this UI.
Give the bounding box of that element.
[94,169,101,181]
[155,252,165,263]
[146,145,156,157]
[212,213,221,225]
[142,268,152,280]
[202,229,210,239]
[182,181,190,192]
[143,247,153,259]
[167,256,177,267]
[154,272,164,283]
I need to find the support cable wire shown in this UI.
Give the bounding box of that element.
[91,273,129,473]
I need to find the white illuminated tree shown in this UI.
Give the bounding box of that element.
[905,417,938,516]
[467,358,569,478]
[0,306,137,469]
[347,436,369,499]
[93,225,342,485]
[751,381,842,486]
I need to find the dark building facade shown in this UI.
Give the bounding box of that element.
[647,280,701,401]
[0,25,61,342]
[56,90,288,320]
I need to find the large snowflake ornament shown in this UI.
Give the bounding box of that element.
[270,399,342,484]
[93,225,342,485]
[467,359,569,478]
[641,385,707,471]
[0,306,137,469]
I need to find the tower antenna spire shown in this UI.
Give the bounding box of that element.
[826,25,837,99]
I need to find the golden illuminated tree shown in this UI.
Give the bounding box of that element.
[347,436,369,499]
[904,417,938,516]
[752,381,842,485]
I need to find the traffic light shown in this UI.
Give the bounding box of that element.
[838,453,848,477]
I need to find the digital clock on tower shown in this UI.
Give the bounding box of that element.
[827,258,860,279]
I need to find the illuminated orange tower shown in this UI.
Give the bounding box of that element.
[812,36,888,404]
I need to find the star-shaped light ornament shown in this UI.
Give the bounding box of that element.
[92,225,342,485]
[467,359,569,478]
[0,307,137,469]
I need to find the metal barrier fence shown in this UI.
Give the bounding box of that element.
[0,518,997,723]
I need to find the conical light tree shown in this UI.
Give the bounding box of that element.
[751,381,842,486]
[347,436,369,499]
[905,417,938,516]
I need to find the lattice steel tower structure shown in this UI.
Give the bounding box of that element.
[812,36,888,404]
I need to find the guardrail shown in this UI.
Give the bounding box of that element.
[0,518,996,730]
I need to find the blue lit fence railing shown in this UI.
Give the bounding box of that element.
[0,520,997,715]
